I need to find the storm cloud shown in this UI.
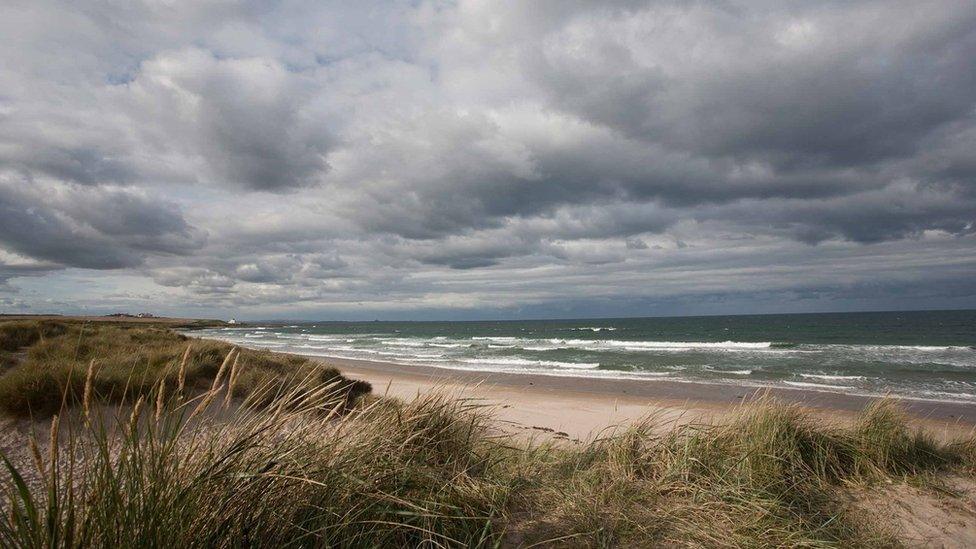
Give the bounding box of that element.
[0,0,974,318]
[0,175,203,269]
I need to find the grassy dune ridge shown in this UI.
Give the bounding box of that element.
[0,320,370,418]
[0,319,974,547]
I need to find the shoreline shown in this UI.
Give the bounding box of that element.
[305,354,976,441]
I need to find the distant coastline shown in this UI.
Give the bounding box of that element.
[196,310,976,408]
[0,313,227,328]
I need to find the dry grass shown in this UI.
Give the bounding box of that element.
[0,320,370,418]
[0,320,69,353]
[502,399,972,547]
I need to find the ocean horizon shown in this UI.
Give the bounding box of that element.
[197,309,976,404]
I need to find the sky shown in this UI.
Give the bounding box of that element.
[1,0,975,321]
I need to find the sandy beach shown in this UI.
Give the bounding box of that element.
[317,355,976,441]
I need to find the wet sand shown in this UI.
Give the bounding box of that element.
[312,355,976,441]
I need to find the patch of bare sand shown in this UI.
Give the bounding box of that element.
[849,477,976,548]
[354,367,721,443]
[0,399,247,493]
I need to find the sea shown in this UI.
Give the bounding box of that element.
[194,310,976,404]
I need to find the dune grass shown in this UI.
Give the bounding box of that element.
[0,320,72,353]
[0,321,69,372]
[0,320,370,418]
[0,320,974,547]
[504,399,976,547]
[1,376,507,547]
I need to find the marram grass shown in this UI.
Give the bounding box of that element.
[2,371,507,548]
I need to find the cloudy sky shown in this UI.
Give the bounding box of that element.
[1,0,975,320]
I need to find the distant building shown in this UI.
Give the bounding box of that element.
[228,318,237,324]
[107,312,157,319]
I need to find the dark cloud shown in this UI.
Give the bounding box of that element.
[0,175,204,270]
[699,181,976,244]
[11,147,138,187]
[152,268,235,294]
[625,238,649,250]
[123,49,335,191]
[524,1,976,167]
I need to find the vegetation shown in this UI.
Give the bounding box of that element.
[0,319,973,547]
[0,320,370,418]
[504,400,974,547]
[0,320,69,353]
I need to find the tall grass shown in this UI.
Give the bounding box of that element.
[0,321,68,353]
[501,399,973,547]
[1,369,508,547]
[2,387,974,547]
[0,321,69,373]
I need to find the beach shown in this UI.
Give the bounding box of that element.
[320,355,976,441]
[3,317,976,546]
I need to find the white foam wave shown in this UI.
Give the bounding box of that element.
[462,357,599,369]
[702,365,753,375]
[784,381,855,390]
[898,345,971,352]
[800,373,867,381]
[382,339,426,347]
[307,335,345,342]
[827,344,973,353]
[376,338,473,349]
[326,346,445,360]
[908,389,976,401]
[551,339,772,351]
